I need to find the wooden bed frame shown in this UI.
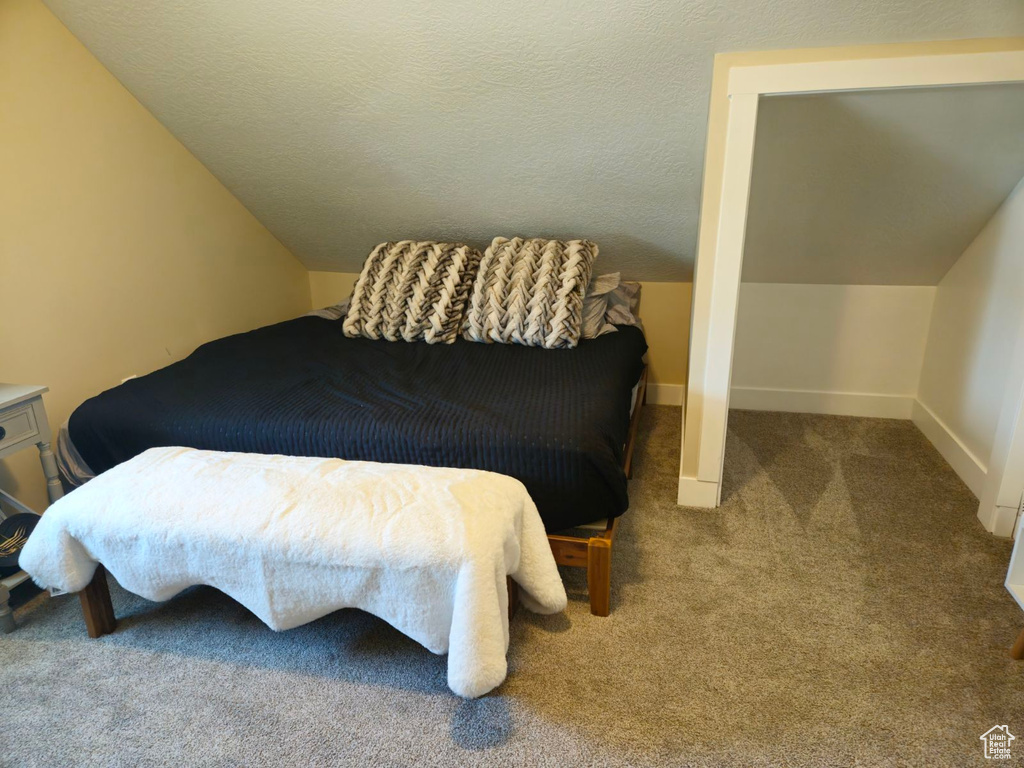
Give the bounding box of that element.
[78,364,648,633]
[546,364,647,617]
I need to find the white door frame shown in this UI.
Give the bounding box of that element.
[680,44,1024,513]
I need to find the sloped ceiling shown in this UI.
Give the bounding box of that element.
[43,0,1024,280]
[743,84,1024,285]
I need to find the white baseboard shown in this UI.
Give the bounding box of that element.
[911,400,987,498]
[677,476,719,508]
[647,383,684,406]
[984,504,1020,538]
[729,387,914,419]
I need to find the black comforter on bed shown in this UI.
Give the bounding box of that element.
[68,317,648,530]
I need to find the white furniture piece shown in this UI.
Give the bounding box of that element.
[0,383,63,633]
[20,446,568,697]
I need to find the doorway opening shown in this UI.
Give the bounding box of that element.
[680,41,1024,541]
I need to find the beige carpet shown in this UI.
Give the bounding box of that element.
[4,407,1023,767]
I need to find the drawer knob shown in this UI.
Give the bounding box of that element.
[0,426,5,441]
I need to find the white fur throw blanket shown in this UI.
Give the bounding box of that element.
[20,447,567,698]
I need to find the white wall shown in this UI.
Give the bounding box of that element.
[731,284,936,418]
[915,177,1024,500]
[727,177,1024,516]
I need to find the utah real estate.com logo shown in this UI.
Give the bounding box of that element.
[980,725,1015,760]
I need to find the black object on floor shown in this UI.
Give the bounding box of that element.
[0,513,39,577]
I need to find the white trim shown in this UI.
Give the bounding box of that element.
[730,387,914,419]
[988,505,1020,539]
[911,400,988,498]
[728,51,1024,96]
[682,42,1024,512]
[677,476,720,508]
[646,383,684,406]
[697,92,760,486]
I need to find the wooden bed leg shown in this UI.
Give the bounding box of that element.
[507,576,519,621]
[79,565,116,638]
[1011,627,1024,660]
[587,537,612,617]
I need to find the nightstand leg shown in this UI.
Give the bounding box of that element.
[36,441,63,504]
[0,584,14,634]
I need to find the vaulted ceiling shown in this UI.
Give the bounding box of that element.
[744,84,1024,285]
[44,0,1024,280]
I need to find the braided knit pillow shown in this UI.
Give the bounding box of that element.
[462,238,598,349]
[342,241,482,344]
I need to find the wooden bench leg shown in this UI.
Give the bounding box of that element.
[1011,627,1024,660]
[587,537,612,617]
[79,565,116,638]
[507,576,519,622]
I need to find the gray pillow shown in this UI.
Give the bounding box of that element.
[462,237,597,349]
[606,280,643,330]
[582,273,643,338]
[343,241,481,344]
[307,296,351,321]
[582,273,621,338]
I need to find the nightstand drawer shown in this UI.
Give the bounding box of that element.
[0,403,39,451]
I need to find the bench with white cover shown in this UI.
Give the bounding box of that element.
[20,447,567,698]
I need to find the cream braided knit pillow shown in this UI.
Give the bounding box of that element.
[462,238,598,349]
[343,241,482,344]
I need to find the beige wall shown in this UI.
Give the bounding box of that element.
[308,271,690,391]
[309,272,360,312]
[0,0,311,512]
[636,282,689,390]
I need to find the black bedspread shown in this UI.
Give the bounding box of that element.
[69,317,648,530]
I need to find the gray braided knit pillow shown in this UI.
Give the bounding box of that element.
[462,238,598,349]
[343,241,482,344]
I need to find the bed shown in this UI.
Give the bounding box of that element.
[62,315,648,614]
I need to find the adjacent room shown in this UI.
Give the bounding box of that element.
[733,83,1024,530]
[2,0,1023,765]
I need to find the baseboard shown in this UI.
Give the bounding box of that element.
[729,387,914,419]
[911,400,987,498]
[677,476,719,508]
[985,504,1020,539]
[647,383,684,406]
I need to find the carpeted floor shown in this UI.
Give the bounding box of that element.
[4,407,1023,767]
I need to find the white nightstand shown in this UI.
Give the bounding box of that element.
[0,383,64,632]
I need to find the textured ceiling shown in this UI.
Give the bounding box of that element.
[43,0,1024,280]
[743,84,1024,285]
